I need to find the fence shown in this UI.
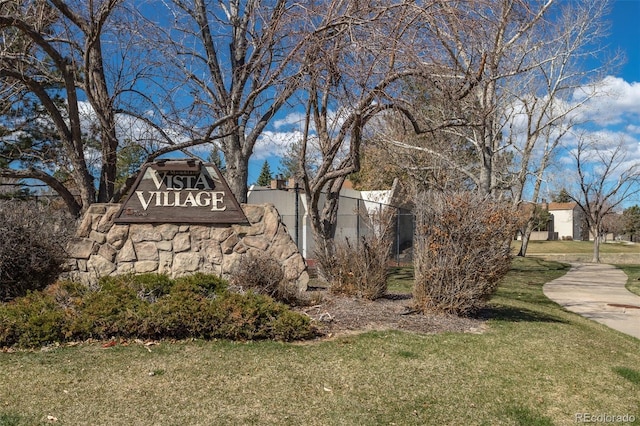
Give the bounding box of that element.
[247,187,415,263]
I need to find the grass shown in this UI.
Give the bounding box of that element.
[615,264,640,297]
[387,266,414,293]
[513,239,640,254]
[1,257,639,425]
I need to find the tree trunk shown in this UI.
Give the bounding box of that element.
[86,37,119,203]
[478,142,493,196]
[71,162,96,214]
[305,176,345,281]
[518,217,536,257]
[223,135,249,203]
[225,165,249,204]
[592,226,601,263]
[308,180,342,248]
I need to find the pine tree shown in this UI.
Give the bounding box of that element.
[552,188,572,203]
[208,145,226,172]
[256,160,273,186]
[622,205,640,242]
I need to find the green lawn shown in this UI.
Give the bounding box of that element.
[387,266,414,293]
[615,264,640,298]
[1,258,639,425]
[514,239,640,254]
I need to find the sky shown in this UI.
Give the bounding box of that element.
[247,0,640,196]
[610,0,640,83]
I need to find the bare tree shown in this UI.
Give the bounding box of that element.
[370,86,480,194]
[293,0,420,269]
[370,0,619,259]
[507,0,616,256]
[150,0,308,203]
[566,134,640,263]
[0,0,167,215]
[382,0,580,198]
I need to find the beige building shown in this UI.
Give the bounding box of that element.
[548,202,585,241]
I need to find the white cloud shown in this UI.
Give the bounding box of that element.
[273,112,307,130]
[572,76,640,126]
[253,129,305,160]
[534,76,640,180]
[626,124,640,134]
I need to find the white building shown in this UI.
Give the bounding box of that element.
[548,202,585,241]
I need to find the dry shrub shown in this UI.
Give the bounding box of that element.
[316,207,394,300]
[229,251,300,305]
[413,192,520,316]
[0,199,74,301]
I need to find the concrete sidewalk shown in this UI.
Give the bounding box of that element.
[543,263,640,339]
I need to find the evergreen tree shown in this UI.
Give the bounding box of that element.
[256,160,273,186]
[622,205,640,242]
[552,188,572,203]
[208,145,226,172]
[279,140,314,182]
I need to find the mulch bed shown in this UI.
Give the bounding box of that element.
[297,289,487,338]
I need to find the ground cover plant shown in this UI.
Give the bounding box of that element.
[1,258,638,425]
[0,273,315,348]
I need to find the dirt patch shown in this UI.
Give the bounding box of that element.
[297,289,487,339]
[607,303,640,310]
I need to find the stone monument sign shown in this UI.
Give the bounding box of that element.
[64,160,308,289]
[114,159,247,224]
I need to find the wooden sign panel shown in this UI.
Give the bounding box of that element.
[114,160,248,224]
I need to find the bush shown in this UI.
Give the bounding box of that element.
[229,251,301,304]
[0,292,67,348]
[413,192,521,316]
[142,293,213,340]
[66,276,149,340]
[321,237,391,300]
[226,291,315,341]
[0,273,316,348]
[0,199,73,301]
[43,280,90,309]
[269,309,317,341]
[316,207,394,300]
[111,273,175,302]
[172,273,228,298]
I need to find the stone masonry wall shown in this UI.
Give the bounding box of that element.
[64,203,309,290]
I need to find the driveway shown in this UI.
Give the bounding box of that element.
[543,263,640,339]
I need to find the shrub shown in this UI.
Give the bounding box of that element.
[43,280,90,309]
[0,292,67,348]
[0,199,74,301]
[142,293,213,340]
[172,273,228,298]
[66,276,149,340]
[269,309,316,341]
[322,237,391,300]
[229,251,301,304]
[113,273,175,302]
[413,192,521,316]
[316,207,394,300]
[0,273,315,348]
[214,291,314,341]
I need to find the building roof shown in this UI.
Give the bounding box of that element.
[548,202,578,211]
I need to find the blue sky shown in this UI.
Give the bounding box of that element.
[610,0,640,83]
[248,0,640,186]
